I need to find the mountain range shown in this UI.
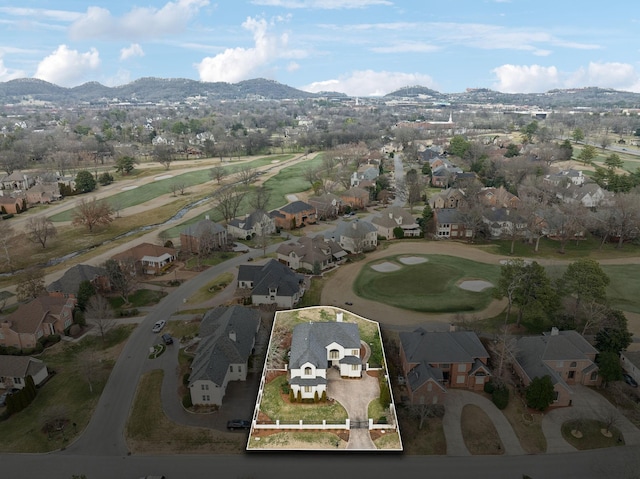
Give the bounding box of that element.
[1,77,640,109]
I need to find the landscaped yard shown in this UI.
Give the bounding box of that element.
[461,404,504,455]
[108,288,167,311]
[354,254,500,313]
[248,430,346,449]
[395,406,446,455]
[499,387,547,454]
[561,418,625,450]
[0,325,134,453]
[259,374,348,424]
[186,272,235,305]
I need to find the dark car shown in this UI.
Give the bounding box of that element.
[162,333,173,345]
[227,419,251,430]
[623,373,638,387]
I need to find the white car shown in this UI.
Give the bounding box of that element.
[152,320,166,333]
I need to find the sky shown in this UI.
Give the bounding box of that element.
[0,0,638,97]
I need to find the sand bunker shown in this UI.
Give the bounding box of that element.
[121,185,138,191]
[399,256,428,265]
[271,160,281,163]
[458,280,494,292]
[371,262,401,272]
[499,258,532,265]
[154,174,173,181]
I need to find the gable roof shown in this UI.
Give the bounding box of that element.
[328,219,377,240]
[111,242,176,262]
[289,321,361,370]
[277,200,315,214]
[2,296,73,334]
[181,218,226,237]
[434,208,464,224]
[237,259,304,297]
[400,328,489,365]
[276,236,344,265]
[0,355,46,379]
[227,209,271,231]
[46,264,108,294]
[189,305,260,387]
[371,206,417,229]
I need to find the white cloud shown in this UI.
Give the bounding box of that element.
[0,56,26,82]
[69,0,209,40]
[492,62,640,93]
[286,61,300,72]
[251,0,392,8]
[120,43,145,61]
[34,45,100,87]
[0,7,81,22]
[301,70,437,96]
[196,17,289,83]
[371,41,440,53]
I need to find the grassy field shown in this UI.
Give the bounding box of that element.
[259,375,348,423]
[353,254,500,313]
[0,325,133,453]
[461,404,504,455]
[186,272,234,304]
[126,370,244,454]
[108,288,167,310]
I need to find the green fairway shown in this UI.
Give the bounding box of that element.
[602,264,640,314]
[353,254,501,313]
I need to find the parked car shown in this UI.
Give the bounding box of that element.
[623,373,638,388]
[0,391,10,407]
[226,419,251,430]
[152,320,166,333]
[162,333,173,345]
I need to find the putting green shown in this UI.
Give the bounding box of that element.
[353,254,500,313]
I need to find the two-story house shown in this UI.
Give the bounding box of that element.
[371,206,421,239]
[46,264,110,298]
[237,259,305,309]
[324,219,378,254]
[270,201,317,230]
[276,235,346,272]
[180,217,227,254]
[111,242,177,275]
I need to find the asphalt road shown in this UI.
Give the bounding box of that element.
[4,445,639,479]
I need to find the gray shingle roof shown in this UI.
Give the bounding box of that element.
[328,219,377,240]
[400,328,489,365]
[278,200,315,214]
[290,321,361,370]
[237,259,304,297]
[188,306,260,387]
[0,355,47,379]
[227,210,270,232]
[181,218,226,237]
[46,264,107,294]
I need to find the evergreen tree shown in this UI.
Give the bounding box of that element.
[525,375,555,411]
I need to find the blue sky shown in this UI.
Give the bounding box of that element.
[0,0,638,96]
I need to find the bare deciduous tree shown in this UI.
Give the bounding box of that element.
[214,186,247,224]
[25,216,57,248]
[249,186,271,211]
[72,197,114,232]
[235,165,257,185]
[209,166,226,184]
[0,221,16,273]
[85,294,115,341]
[16,267,46,301]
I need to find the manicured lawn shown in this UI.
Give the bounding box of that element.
[602,264,640,314]
[261,154,325,209]
[108,288,167,310]
[490,235,640,260]
[259,375,348,424]
[561,419,625,450]
[499,388,546,454]
[186,272,234,304]
[353,254,500,313]
[248,431,345,449]
[396,407,446,455]
[126,370,244,454]
[373,430,402,450]
[0,325,134,453]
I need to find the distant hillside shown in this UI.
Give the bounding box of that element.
[0,77,318,104]
[2,77,640,108]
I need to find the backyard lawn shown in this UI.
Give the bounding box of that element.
[354,254,500,313]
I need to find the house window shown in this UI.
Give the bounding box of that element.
[427,383,432,392]
[456,376,465,384]
[351,364,359,371]
[201,384,209,391]
[553,391,559,401]
[441,364,450,370]
[329,350,339,359]
[556,361,564,368]
[590,371,598,381]
[14,377,22,385]
[568,371,575,379]
[304,367,312,375]
[457,364,466,372]
[352,349,359,356]
[304,386,312,393]
[202,395,210,401]
[570,361,577,368]
[229,365,234,372]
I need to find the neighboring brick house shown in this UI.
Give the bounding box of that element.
[237,259,305,309]
[270,201,317,230]
[25,183,61,205]
[371,206,421,239]
[433,208,473,239]
[188,305,260,406]
[482,208,527,240]
[350,165,379,187]
[430,188,467,209]
[0,296,76,351]
[477,186,520,210]
[339,187,370,210]
[46,264,111,298]
[276,235,347,272]
[227,209,275,240]
[399,328,491,405]
[289,315,362,401]
[324,219,378,253]
[0,355,49,390]
[307,193,343,220]
[180,217,227,254]
[0,171,35,191]
[513,328,601,407]
[0,196,26,214]
[111,242,177,275]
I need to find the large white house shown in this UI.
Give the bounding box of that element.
[288,313,362,401]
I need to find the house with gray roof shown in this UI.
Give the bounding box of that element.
[289,315,362,400]
[324,219,377,253]
[433,208,473,239]
[0,355,49,391]
[307,193,343,220]
[399,328,490,405]
[237,259,305,309]
[180,216,227,254]
[270,201,317,230]
[188,305,260,406]
[276,235,346,272]
[227,209,275,240]
[46,264,110,298]
[371,206,421,239]
[513,327,601,407]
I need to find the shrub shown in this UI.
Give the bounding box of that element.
[296,390,302,402]
[182,394,193,408]
[314,391,319,403]
[321,390,327,402]
[492,386,509,410]
[379,378,391,409]
[183,373,190,386]
[289,389,295,403]
[280,382,290,395]
[484,381,495,395]
[526,375,555,411]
